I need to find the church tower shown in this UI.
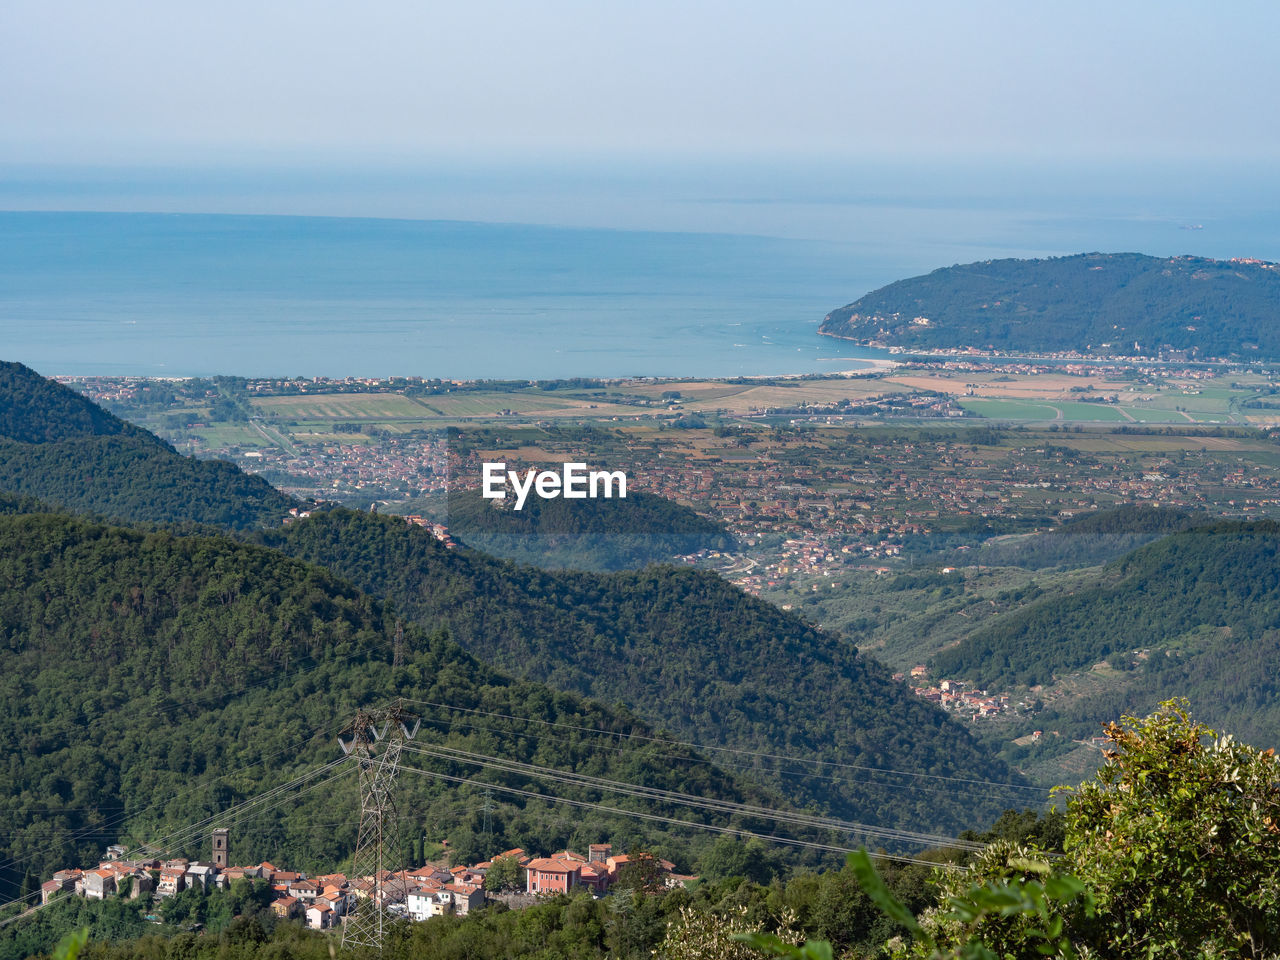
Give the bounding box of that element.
[212,828,229,868]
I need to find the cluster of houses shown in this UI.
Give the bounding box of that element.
[399,514,457,548]
[41,847,359,932]
[42,834,694,932]
[897,668,1012,720]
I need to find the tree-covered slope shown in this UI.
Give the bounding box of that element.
[0,361,156,445]
[0,361,294,529]
[933,520,1280,690]
[444,488,733,571]
[259,509,1027,832]
[820,253,1280,358]
[0,436,296,530]
[0,511,805,905]
[971,504,1198,570]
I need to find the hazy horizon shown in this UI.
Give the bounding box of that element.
[3,155,1279,252]
[5,2,1278,171]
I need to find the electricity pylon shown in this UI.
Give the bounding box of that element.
[338,701,420,952]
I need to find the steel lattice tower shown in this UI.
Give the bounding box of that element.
[338,701,420,952]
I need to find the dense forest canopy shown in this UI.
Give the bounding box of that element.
[0,510,821,908]
[259,509,1028,833]
[0,362,155,445]
[444,488,733,571]
[0,362,295,529]
[820,253,1280,358]
[934,520,1280,702]
[0,436,296,530]
[969,503,1199,570]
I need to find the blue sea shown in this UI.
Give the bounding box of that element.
[3,160,1278,379]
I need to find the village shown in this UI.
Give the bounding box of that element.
[62,370,1280,625]
[40,831,695,932]
[895,665,1015,721]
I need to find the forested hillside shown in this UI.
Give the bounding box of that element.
[0,362,1022,850]
[0,361,154,444]
[0,511,808,905]
[934,520,1280,691]
[444,487,733,570]
[0,363,294,529]
[259,509,1028,832]
[969,503,1197,570]
[820,253,1280,358]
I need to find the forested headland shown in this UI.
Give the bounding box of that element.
[820,253,1280,358]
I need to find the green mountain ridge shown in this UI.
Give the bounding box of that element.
[0,361,1026,844]
[0,362,295,529]
[0,361,1021,912]
[820,252,1280,358]
[934,519,1280,744]
[0,361,156,445]
[443,487,734,571]
[965,504,1199,570]
[258,509,1026,832]
[0,508,817,906]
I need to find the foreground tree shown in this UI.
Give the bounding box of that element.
[752,701,1280,959]
[1064,700,1280,957]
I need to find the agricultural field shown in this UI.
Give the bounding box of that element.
[617,378,890,413]
[253,389,640,422]
[181,422,266,451]
[252,393,431,420]
[419,392,633,419]
[884,372,1133,398]
[959,399,1076,420]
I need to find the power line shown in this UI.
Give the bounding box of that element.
[407,710,1042,809]
[397,697,1052,795]
[0,722,345,882]
[0,629,394,897]
[0,762,357,928]
[398,763,958,870]
[127,760,354,863]
[399,741,989,853]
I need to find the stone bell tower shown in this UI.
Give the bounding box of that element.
[212,828,229,868]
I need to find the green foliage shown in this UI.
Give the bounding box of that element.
[875,845,1092,960]
[259,509,1021,833]
[0,896,154,960]
[0,509,824,912]
[745,849,1091,960]
[698,838,782,886]
[483,855,524,892]
[613,851,667,896]
[815,704,1280,959]
[446,488,733,572]
[934,520,1280,688]
[1063,701,1280,956]
[0,491,53,517]
[658,903,804,960]
[0,435,295,530]
[821,253,1280,359]
[971,504,1197,571]
[0,362,295,529]
[51,927,88,960]
[0,363,154,445]
[1053,504,1197,538]
[158,879,274,934]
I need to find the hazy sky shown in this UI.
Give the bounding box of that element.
[3,0,1278,165]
